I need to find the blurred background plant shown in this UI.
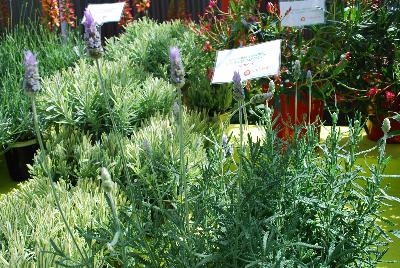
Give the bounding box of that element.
[0,21,83,151]
[323,0,400,121]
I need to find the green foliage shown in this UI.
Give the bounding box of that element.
[0,170,127,267]
[38,57,176,139]
[106,18,232,113]
[0,21,84,149]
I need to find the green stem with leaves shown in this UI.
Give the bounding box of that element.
[31,96,89,266]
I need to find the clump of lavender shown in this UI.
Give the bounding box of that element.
[23,50,40,95]
[83,9,103,59]
[169,46,185,88]
[232,71,245,102]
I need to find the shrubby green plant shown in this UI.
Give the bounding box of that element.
[89,112,400,267]
[106,18,232,114]
[0,21,83,149]
[39,57,175,139]
[0,172,127,267]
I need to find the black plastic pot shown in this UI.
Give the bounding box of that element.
[5,139,38,182]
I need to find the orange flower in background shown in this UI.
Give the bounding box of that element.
[0,0,10,29]
[41,0,76,30]
[118,0,134,28]
[41,0,60,30]
[135,0,151,13]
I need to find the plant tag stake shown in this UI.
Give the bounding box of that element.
[212,40,281,84]
[280,0,326,27]
[82,2,125,25]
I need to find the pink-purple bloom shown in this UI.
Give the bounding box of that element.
[232,71,244,101]
[83,8,103,59]
[23,50,40,94]
[169,46,185,87]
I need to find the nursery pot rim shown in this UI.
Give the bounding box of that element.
[8,139,37,149]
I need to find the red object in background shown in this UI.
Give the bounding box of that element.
[271,94,324,140]
[367,117,400,143]
[221,0,229,12]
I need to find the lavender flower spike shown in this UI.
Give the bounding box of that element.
[83,8,103,59]
[232,71,244,101]
[23,50,40,95]
[169,46,185,87]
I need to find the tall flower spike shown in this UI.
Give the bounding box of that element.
[307,70,312,87]
[268,80,275,94]
[83,8,103,59]
[169,46,185,88]
[293,60,301,81]
[23,50,40,95]
[232,71,245,101]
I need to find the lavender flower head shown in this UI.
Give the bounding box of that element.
[307,70,312,87]
[23,50,40,95]
[232,71,244,101]
[293,60,301,81]
[83,8,103,59]
[169,46,185,87]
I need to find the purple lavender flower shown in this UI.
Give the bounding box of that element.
[169,46,185,87]
[83,8,103,59]
[232,71,244,101]
[23,50,40,94]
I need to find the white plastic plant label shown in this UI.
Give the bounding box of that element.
[280,0,325,27]
[82,2,125,25]
[212,40,281,84]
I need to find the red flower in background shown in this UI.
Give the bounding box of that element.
[118,0,134,28]
[366,86,379,97]
[345,51,351,61]
[385,91,396,103]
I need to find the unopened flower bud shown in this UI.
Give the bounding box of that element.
[331,112,338,124]
[100,167,114,193]
[268,80,275,94]
[293,60,301,81]
[250,92,273,104]
[222,134,233,158]
[232,71,245,101]
[306,70,312,87]
[354,119,360,128]
[173,101,180,120]
[382,118,391,134]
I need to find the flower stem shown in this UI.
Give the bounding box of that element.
[30,96,89,266]
[95,59,130,183]
[177,87,188,229]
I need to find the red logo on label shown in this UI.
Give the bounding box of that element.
[301,16,306,21]
[244,70,251,76]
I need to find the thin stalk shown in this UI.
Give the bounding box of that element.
[295,82,298,125]
[308,84,312,125]
[177,86,188,229]
[95,59,130,182]
[31,96,89,266]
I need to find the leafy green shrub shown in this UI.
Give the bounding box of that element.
[38,57,176,139]
[106,18,232,113]
[0,170,127,267]
[0,22,84,149]
[82,115,398,266]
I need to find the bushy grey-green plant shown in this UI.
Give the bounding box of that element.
[0,21,84,149]
[106,18,232,114]
[39,57,175,139]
